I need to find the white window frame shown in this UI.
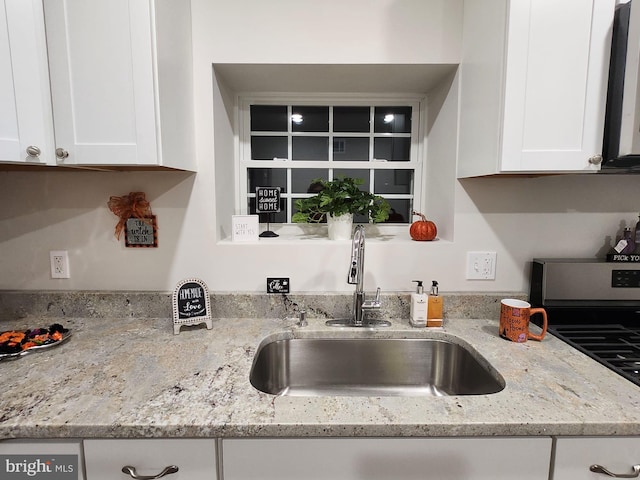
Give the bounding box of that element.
[236,93,426,224]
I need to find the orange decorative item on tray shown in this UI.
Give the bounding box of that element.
[409,211,437,241]
[0,323,70,359]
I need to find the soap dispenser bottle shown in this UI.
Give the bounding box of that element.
[427,281,443,327]
[410,280,428,327]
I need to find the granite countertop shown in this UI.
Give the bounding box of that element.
[1,311,640,440]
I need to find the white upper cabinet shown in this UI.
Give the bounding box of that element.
[44,0,196,170]
[457,0,615,177]
[0,0,55,165]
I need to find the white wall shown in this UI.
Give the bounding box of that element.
[0,0,639,295]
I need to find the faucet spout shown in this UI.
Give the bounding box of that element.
[326,225,391,327]
[348,225,365,287]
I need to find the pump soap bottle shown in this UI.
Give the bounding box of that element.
[427,281,443,327]
[410,280,427,327]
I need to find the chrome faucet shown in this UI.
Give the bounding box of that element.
[327,225,390,327]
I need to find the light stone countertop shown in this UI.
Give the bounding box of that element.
[1,313,640,440]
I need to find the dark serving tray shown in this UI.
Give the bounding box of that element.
[0,330,72,360]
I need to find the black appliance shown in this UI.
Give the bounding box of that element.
[602,1,640,172]
[530,258,640,387]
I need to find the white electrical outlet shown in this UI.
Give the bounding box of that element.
[466,251,497,280]
[50,250,70,279]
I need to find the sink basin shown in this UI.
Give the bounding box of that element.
[250,337,505,397]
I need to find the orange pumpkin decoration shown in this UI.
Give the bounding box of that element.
[410,211,437,241]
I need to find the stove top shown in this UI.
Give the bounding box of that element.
[531,258,640,389]
[549,324,640,387]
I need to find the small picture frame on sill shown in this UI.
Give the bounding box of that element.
[232,215,259,242]
[124,215,158,248]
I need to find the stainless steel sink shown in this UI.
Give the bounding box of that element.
[250,337,505,397]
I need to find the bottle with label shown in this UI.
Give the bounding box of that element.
[622,227,636,254]
[410,280,427,327]
[427,280,443,327]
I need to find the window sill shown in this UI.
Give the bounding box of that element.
[218,224,446,245]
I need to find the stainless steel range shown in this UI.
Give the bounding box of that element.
[530,258,640,387]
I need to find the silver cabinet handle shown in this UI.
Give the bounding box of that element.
[588,154,603,165]
[121,465,179,480]
[55,148,69,159]
[26,146,41,157]
[590,464,640,478]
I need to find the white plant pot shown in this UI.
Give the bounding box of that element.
[327,213,353,240]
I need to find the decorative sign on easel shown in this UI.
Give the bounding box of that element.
[256,186,280,237]
[172,278,213,334]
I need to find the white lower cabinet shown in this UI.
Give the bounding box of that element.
[83,439,217,480]
[222,437,552,480]
[552,436,640,480]
[0,439,85,480]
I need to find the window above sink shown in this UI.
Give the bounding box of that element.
[238,96,423,224]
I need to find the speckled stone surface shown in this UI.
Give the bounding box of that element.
[0,291,525,322]
[1,292,639,440]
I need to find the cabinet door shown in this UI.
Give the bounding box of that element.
[0,439,85,480]
[459,0,615,176]
[83,439,217,480]
[501,0,614,173]
[223,437,552,480]
[552,436,640,480]
[44,0,158,166]
[0,0,55,165]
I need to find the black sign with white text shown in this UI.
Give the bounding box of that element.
[175,281,207,319]
[255,187,281,213]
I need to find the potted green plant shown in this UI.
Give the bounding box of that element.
[292,177,391,239]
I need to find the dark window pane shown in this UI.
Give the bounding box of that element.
[384,199,411,224]
[374,170,413,194]
[333,137,369,161]
[248,168,287,193]
[333,169,370,191]
[251,105,287,131]
[292,169,328,193]
[251,136,288,160]
[248,199,287,223]
[292,136,329,160]
[334,106,370,132]
[292,106,329,132]
[374,106,412,133]
[374,137,411,161]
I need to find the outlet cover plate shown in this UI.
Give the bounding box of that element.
[466,251,497,280]
[50,250,70,279]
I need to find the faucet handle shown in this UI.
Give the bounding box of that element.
[362,288,382,309]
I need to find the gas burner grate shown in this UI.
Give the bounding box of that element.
[549,324,640,386]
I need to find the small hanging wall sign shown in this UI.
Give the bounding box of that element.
[125,216,158,247]
[172,278,213,335]
[107,191,158,248]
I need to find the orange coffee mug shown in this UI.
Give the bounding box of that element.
[499,299,547,343]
